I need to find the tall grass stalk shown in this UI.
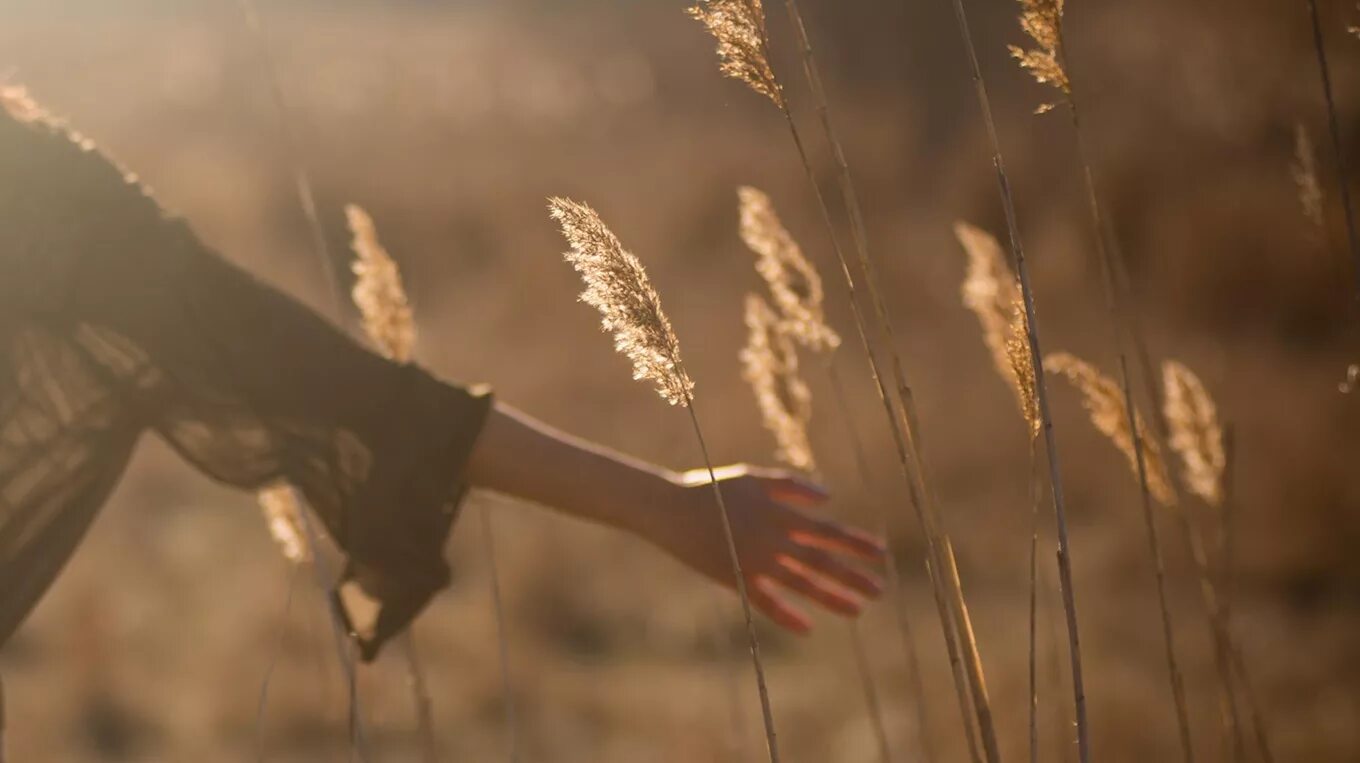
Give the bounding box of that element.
[1305,0,1360,298]
[550,198,781,762]
[826,359,933,763]
[479,506,520,763]
[235,6,507,759]
[255,565,301,760]
[944,1,1105,758]
[775,5,1003,757]
[688,3,992,756]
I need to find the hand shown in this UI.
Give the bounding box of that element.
[651,464,887,634]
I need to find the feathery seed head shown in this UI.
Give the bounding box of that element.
[258,484,312,564]
[1291,123,1325,231]
[1046,352,1176,506]
[347,204,416,364]
[1009,0,1069,113]
[741,294,816,471]
[1162,360,1226,506]
[739,186,840,352]
[957,222,1038,437]
[550,197,695,407]
[688,0,785,109]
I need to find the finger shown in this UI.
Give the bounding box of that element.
[772,556,864,617]
[764,475,830,507]
[788,515,887,562]
[750,575,812,634]
[786,543,884,598]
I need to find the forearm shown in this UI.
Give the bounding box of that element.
[465,401,680,535]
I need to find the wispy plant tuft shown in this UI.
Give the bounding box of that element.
[1008,0,1069,113]
[739,187,841,352]
[1292,123,1326,231]
[549,198,695,406]
[347,204,416,365]
[1046,352,1176,506]
[741,294,816,472]
[258,484,312,564]
[1162,360,1226,507]
[687,0,784,108]
[957,222,1039,437]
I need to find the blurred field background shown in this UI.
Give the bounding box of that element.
[2,0,1359,760]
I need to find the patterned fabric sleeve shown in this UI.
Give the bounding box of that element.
[0,88,492,660]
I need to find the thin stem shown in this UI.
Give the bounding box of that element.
[776,88,980,763]
[398,630,440,763]
[480,505,520,763]
[1027,442,1040,763]
[1219,426,1246,763]
[938,0,1090,757]
[848,619,895,763]
[1,669,7,763]
[827,359,935,763]
[256,563,301,761]
[1305,0,1360,300]
[682,393,781,763]
[777,5,1000,759]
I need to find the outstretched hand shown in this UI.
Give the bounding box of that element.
[653,464,887,634]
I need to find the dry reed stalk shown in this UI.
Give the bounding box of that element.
[1045,353,1193,762]
[549,197,781,762]
[1009,1,1224,755]
[941,0,1101,752]
[739,186,841,352]
[1305,0,1360,299]
[738,187,897,761]
[1292,123,1327,232]
[345,205,480,762]
[1162,361,1226,508]
[691,4,992,759]
[783,5,1008,759]
[826,359,936,763]
[0,672,6,763]
[235,4,369,755]
[741,295,817,472]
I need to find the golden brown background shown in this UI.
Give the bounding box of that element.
[1,0,1357,760]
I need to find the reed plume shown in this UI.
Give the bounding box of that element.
[550,198,695,406]
[1292,123,1326,231]
[257,484,312,564]
[741,294,816,472]
[687,0,784,108]
[347,205,416,364]
[1162,361,1226,507]
[957,222,1040,438]
[739,187,841,352]
[1046,353,1176,506]
[550,196,781,762]
[1008,0,1069,113]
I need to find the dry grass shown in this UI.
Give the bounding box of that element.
[2,3,1359,763]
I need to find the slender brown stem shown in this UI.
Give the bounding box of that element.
[398,631,440,763]
[1305,0,1360,299]
[1027,442,1041,763]
[776,5,1001,760]
[256,564,301,761]
[479,505,520,763]
[1,668,8,763]
[848,619,895,763]
[937,0,1090,758]
[827,359,934,763]
[681,392,781,763]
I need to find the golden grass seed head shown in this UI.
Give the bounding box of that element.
[1162,360,1226,506]
[549,197,695,407]
[1046,352,1176,506]
[741,294,816,472]
[1010,0,1069,113]
[738,186,840,353]
[257,483,312,564]
[688,0,785,109]
[347,204,416,364]
[956,222,1038,437]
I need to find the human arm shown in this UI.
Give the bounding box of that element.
[466,403,886,632]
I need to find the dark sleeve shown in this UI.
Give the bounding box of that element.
[0,91,492,660]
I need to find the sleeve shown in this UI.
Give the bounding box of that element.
[0,90,492,660]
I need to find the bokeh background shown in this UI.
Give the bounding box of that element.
[2,0,1358,760]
